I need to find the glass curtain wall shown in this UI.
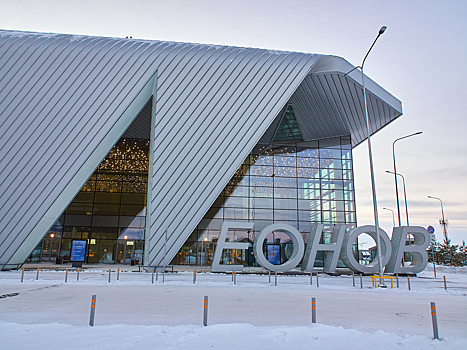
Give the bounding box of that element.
[172,135,357,267]
[27,138,149,265]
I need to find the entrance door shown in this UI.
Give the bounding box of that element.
[117,240,135,264]
[124,241,134,264]
[40,237,61,262]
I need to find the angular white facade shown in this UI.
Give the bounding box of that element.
[0,30,402,269]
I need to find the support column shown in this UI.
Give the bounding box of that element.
[144,71,158,267]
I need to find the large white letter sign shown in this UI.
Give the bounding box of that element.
[253,223,305,272]
[301,224,346,273]
[211,221,252,272]
[340,225,392,274]
[385,226,430,274]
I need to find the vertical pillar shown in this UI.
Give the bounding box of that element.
[430,302,439,340]
[89,295,97,326]
[144,73,158,267]
[203,296,208,326]
[311,298,317,323]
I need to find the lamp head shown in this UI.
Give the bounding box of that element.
[415,131,423,135]
[379,26,387,35]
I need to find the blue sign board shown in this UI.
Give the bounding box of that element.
[267,244,281,265]
[427,226,435,234]
[70,240,87,262]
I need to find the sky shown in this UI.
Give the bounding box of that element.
[1,0,466,246]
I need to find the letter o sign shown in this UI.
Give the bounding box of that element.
[253,223,305,272]
[340,225,392,274]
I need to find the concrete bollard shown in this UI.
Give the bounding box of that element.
[117,268,120,281]
[275,272,277,286]
[65,270,68,283]
[269,271,271,284]
[21,268,24,283]
[89,295,97,326]
[316,273,319,288]
[352,273,355,287]
[193,270,196,284]
[77,268,80,281]
[396,274,399,288]
[430,302,439,340]
[311,297,317,323]
[407,276,411,291]
[234,271,237,285]
[156,269,158,282]
[232,271,234,282]
[162,268,165,283]
[443,276,447,290]
[152,270,155,284]
[203,296,208,326]
[310,272,313,285]
[108,269,111,283]
[360,274,363,289]
[36,268,39,281]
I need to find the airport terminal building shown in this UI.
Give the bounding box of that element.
[0,30,402,269]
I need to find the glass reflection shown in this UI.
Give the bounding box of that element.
[175,135,357,266]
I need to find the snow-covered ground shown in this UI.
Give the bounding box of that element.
[1,264,466,349]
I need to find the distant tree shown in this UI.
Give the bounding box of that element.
[427,239,441,264]
[453,240,467,267]
[438,239,459,266]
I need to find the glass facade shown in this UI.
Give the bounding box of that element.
[27,104,357,268]
[28,138,149,265]
[171,134,357,267]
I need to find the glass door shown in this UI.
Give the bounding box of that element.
[41,238,51,261]
[116,240,136,264]
[40,237,61,262]
[124,241,134,264]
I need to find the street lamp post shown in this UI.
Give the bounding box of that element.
[386,171,409,225]
[382,207,395,227]
[392,132,422,226]
[428,196,448,241]
[392,131,422,227]
[360,26,387,285]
